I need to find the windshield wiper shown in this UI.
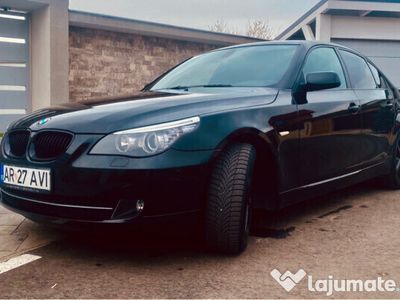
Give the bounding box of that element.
[199,84,233,88]
[158,84,233,90]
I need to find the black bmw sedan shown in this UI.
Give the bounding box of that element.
[1,41,399,254]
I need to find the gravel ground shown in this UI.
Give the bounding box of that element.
[0,181,399,299]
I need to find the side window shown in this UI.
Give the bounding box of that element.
[302,47,347,89]
[367,62,381,88]
[339,50,377,89]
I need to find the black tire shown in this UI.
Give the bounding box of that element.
[205,143,256,254]
[380,136,400,189]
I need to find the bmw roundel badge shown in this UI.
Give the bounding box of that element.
[37,118,50,126]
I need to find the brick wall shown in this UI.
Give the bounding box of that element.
[69,26,218,101]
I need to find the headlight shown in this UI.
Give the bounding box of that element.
[90,116,200,157]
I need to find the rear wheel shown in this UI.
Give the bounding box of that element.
[380,136,400,189]
[205,143,256,254]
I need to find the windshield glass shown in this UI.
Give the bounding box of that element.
[150,45,298,90]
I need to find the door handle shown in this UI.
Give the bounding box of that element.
[348,102,360,113]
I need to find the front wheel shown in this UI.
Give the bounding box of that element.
[205,143,256,254]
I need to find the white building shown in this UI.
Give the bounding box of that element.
[276,0,400,87]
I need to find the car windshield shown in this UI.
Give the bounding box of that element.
[150,44,298,90]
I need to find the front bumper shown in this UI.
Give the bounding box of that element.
[0,166,207,225]
[0,133,215,225]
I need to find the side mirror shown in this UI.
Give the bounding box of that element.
[305,72,341,92]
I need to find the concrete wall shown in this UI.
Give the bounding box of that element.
[69,27,218,101]
[30,0,69,110]
[315,15,400,43]
[330,15,400,41]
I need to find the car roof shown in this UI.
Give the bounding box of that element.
[216,40,361,55]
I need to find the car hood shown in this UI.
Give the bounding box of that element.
[11,88,278,134]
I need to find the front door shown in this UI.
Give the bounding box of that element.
[295,47,364,186]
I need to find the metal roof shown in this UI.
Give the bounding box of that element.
[69,10,263,46]
[276,0,400,40]
[217,40,362,53]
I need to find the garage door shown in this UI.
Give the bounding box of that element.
[332,39,400,88]
[0,11,29,135]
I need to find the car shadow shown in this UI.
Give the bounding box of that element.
[48,179,386,259]
[251,179,383,238]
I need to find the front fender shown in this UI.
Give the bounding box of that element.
[172,106,274,151]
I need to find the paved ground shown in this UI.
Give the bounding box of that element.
[0,206,57,261]
[0,181,400,299]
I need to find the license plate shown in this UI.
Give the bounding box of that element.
[0,164,51,192]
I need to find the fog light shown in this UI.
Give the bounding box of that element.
[136,199,144,211]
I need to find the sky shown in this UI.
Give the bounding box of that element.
[69,0,320,37]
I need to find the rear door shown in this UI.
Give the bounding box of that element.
[338,50,396,168]
[296,46,363,186]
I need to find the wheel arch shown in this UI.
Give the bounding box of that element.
[211,127,281,211]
